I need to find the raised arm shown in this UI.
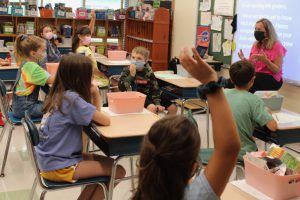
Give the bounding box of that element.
[180,48,240,196]
[89,10,96,35]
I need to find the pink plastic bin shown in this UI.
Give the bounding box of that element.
[46,63,59,77]
[244,156,300,200]
[107,91,146,114]
[107,50,127,60]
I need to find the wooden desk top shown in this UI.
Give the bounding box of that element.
[0,65,19,70]
[95,108,160,138]
[94,53,131,66]
[222,183,256,200]
[155,73,201,88]
[272,109,300,130]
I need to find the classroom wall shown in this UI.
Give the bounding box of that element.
[170,0,199,58]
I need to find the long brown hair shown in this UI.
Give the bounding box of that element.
[72,26,91,53]
[43,54,93,114]
[14,34,45,63]
[132,116,201,200]
[39,24,57,47]
[255,18,278,49]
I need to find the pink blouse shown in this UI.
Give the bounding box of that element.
[249,41,287,82]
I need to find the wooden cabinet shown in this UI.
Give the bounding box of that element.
[125,7,170,71]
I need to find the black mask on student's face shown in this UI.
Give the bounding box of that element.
[254,31,265,42]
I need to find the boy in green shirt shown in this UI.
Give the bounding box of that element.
[224,60,277,161]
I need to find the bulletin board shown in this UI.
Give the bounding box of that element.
[197,0,237,65]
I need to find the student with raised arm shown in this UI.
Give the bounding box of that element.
[132,48,240,200]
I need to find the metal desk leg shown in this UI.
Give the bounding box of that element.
[130,157,135,190]
[108,156,121,200]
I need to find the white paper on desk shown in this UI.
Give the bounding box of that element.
[109,60,131,65]
[224,18,233,40]
[211,15,222,31]
[212,33,221,52]
[231,180,272,200]
[222,40,232,56]
[199,0,211,11]
[102,107,151,116]
[155,73,185,80]
[272,113,300,124]
[200,12,211,26]
[214,0,234,16]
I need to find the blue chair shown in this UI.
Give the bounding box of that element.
[0,79,42,177]
[200,148,245,180]
[22,112,109,200]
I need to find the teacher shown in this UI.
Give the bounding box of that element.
[238,18,287,93]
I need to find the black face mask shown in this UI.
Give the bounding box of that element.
[254,31,265,42]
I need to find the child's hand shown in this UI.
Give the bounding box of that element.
[129,64,137,77]
[179,48,217,84]
[91,81,99,96]
[91,9,96,19]
[156,105,165,112]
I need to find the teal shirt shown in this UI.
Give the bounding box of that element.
[224,89,273,161]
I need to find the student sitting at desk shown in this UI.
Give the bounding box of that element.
[72,10,108,87]
[132,48,240,200]
[39,24,62,68]
[37,54,125,199]
[118,46,177,115]
[12,34,54,118]
[224,60,277,161]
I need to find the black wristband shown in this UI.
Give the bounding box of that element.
[197,77,227,100]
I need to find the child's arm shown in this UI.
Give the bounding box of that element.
[118,67,134,91]
[89,10,96,35]
[180,48,240,196]
[90,83,110,126]
[149,73,161,106]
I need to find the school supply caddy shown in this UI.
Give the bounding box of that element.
[244,144,300,200]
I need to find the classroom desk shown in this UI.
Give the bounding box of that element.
[0,65,18,81]
[94,53,130,76]
[222,183,256,200]
[254,109,300,146]
[155,73,201,100]
[84,107,160,200]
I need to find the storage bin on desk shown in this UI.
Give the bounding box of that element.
[254,91,284,110]
[107,50,127,60]
[107,92,146,114]
[46,63,59,77]
[244,156,300,200]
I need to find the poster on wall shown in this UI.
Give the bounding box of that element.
[214,0,234,16]
[196,26,211,47]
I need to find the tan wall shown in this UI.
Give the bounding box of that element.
[171,0,198,58]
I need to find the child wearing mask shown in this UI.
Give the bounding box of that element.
[12,35,54,118]
[119,46,177,115]
[39,25,62,68]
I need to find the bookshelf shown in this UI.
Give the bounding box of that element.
[0,16,125,54]
[125,7,170,71]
